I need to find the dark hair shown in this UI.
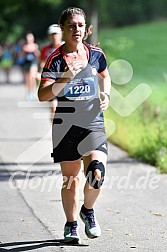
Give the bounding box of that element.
[59,7,92,41]
[59,7,86,25]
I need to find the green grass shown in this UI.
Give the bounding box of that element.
[99,20,167,173]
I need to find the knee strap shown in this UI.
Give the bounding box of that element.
[86,160,105,189]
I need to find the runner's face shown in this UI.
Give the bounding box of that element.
[26,33,35,43]
[61,15,86,43]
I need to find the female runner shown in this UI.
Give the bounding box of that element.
[38,7,111,243]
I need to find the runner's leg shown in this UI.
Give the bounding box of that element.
[60,159,81,222]
[82,150,107,209]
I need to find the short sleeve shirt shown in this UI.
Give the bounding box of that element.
[41,43,107,129]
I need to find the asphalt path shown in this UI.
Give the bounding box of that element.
[0,67,167,251]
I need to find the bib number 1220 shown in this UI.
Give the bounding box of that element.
[68,84,90,95]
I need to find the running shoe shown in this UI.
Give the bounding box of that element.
[79,208,101,238]
[64,223,81,243]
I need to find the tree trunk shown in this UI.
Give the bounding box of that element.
[86,0,98,45]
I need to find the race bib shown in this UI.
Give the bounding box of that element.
[64,77,95,100]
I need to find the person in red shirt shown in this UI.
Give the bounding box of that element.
[40,24,63,120]
[40,24,63,67]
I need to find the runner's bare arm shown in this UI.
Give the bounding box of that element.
[38,77,70,102]
[38,62,84,102]
[98,68,111,111]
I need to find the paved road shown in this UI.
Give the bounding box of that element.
[0,78,167,252]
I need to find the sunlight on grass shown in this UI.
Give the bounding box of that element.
[100,20,167,173]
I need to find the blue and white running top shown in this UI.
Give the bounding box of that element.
[41,43,107,130]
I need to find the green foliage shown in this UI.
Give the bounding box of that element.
[40,0,61,4]
[0,0,63,42]
[131,113,167,173]
[100,21,167,173]
[100,36,134,62]
[0,0,167,43]
[99,0,167,27]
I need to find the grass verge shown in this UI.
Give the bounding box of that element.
[100,20,167,173]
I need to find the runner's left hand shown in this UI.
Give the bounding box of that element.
[100,92,110,111]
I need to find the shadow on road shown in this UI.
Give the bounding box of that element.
[0,239,89,251]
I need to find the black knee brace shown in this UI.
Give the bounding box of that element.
[86,160,105,189]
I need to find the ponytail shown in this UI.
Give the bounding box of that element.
[83,25,93,41]
[83,25,100,47]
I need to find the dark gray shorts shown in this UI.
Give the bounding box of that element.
[51,125,107,163]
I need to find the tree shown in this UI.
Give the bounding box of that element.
[1,0,167,44]
[86,0,99,45]
[0,0,61,42]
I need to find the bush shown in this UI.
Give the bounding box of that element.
[130,109,167,173]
